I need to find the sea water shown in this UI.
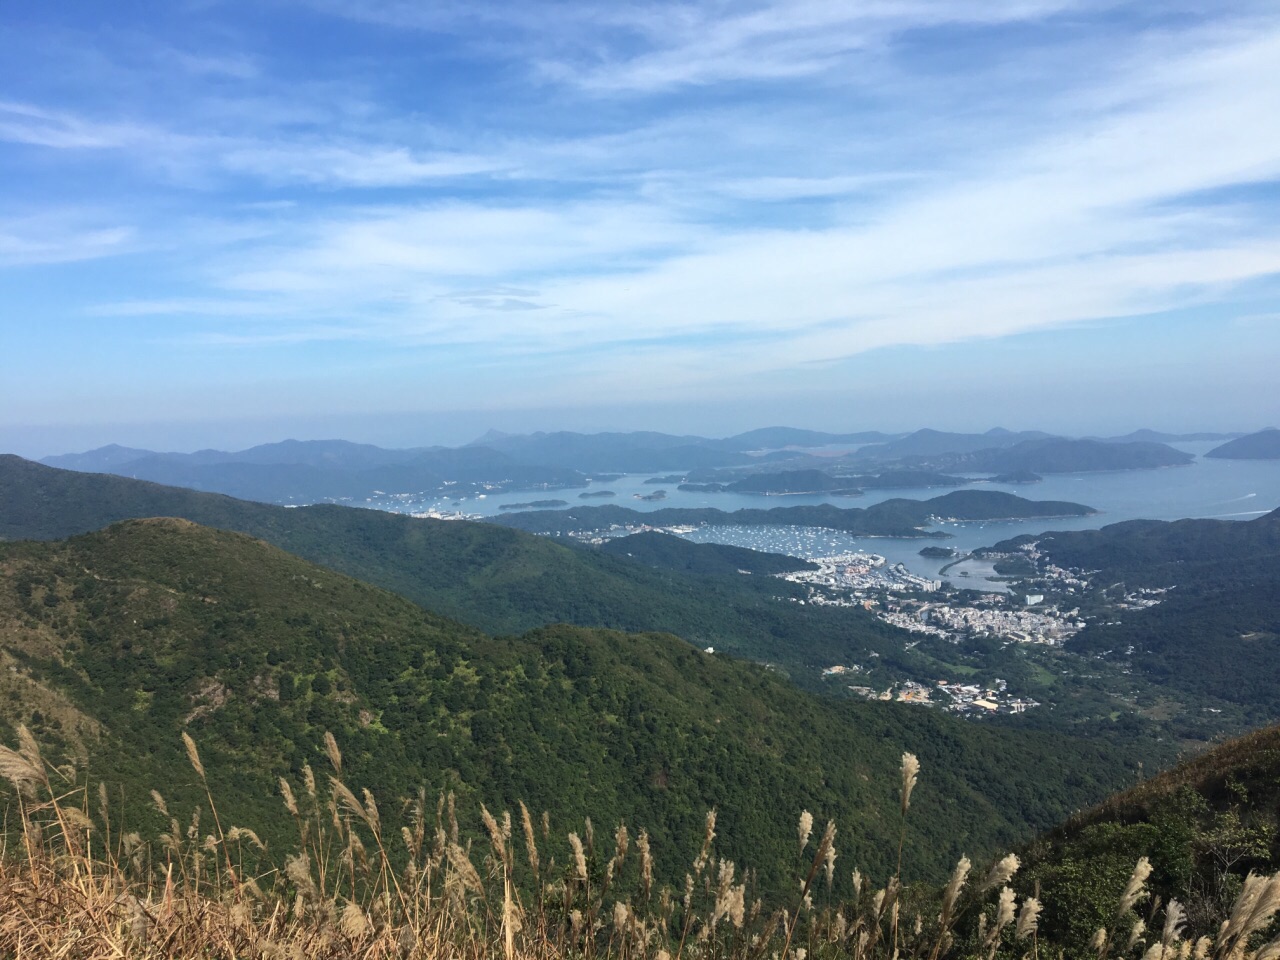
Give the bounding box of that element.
[381,441,1280,589]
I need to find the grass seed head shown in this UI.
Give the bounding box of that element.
[901,753,920,815]
[519,801,540,876]
[1163,900,1186,947]
[1126,918,1147,953]
[569,832,588,881]
[798,811,814,853]
[323,731,342,774]
[181,731,205,780]
[982,854,1021,892]
[0,744,43,793]
[279,778,299,817]
[1016,897,1042,941]
[1118,858,1153,920]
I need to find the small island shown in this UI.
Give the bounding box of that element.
[989,471,1042,484]
[919,546,958,559]
[579,490,617,499]
[499,499,570,510]
[634,490,668,502]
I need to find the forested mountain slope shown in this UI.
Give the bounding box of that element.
[1016,723,1280,955]
[0,456,1021,684]
[0,518,1141,888]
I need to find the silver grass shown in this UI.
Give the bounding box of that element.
[982,854,1021,892]
[798,810,814,852]
[181,731,205,780]
[1118,858,1154,919]
[1163,900,1186,948]
[1016,897,1042,941]
[901,753,920,815]
[1126,918,1147,954]
[569,832,588,881]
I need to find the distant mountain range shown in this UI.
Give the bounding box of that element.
[854,427,1060,459]
[36,426,1233,507]
[42,439,588,503]
[929,437,1195,473]
[1098,428,1244,443]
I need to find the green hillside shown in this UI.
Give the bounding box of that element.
[0,518,1142,889]
[1015,723,1280,955]
[987,510,1280,730]
[598,531,815,576]
[0,455,1002,686]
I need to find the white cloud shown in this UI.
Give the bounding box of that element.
[300,0,1102,93]
[0,101,139,149]
[219,143,508,186]
[0,215,135,266]
[93,9,1270,396]
[8,0,1280,420]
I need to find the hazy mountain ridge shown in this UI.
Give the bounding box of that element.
[37,427,1218,509]
[41,441,589,504]
[1206,428,1280,460]
[855,428,1060,459]
[919,438,1194,474]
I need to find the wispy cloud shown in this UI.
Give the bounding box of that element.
[0,214,135,266]
[93,13,1269,372]
[0,101,139,149]
[218,143,509,187]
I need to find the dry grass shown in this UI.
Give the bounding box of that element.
[1,734,1278,960]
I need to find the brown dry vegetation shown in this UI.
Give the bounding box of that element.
[3,727,1280,960]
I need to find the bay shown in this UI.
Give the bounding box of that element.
[371,441,1280,589]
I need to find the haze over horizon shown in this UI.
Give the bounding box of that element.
[4,1,1279,454]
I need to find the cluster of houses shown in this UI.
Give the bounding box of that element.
[836,673,1041,715]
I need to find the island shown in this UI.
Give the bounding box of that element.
[1206,428,1280,460]
[578,490,617,499]
[498,499,570,510]
[919,546,959,559]
[490,490,1096,539]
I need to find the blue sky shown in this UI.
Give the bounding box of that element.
[2,0,1279,455]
